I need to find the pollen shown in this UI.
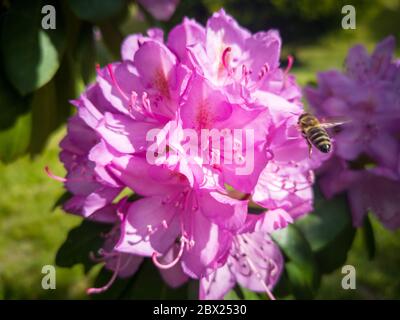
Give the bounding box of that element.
[195,101,214,130]
[153,68,171,99]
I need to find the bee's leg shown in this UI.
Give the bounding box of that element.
[306,139,313,158]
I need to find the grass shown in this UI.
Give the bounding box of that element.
[0,22,399,300]
[0,128,95,299]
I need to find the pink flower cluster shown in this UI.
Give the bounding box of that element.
[305,36,400,230]
[55,10,322,299]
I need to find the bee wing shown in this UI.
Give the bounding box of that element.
[319,116,352,129]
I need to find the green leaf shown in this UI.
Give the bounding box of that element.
[272,224,319,299]
[92,259,189,300]
[224,287,241,300]
[68,0,125,22]
[0,109,31,163]
[0,69,32,163]
[296,188,350,251]
[27,53,74,156]
[0,70,29,131]
[53,54,78,121]
[98,22,124,59]
[313,222,355,274]
[240,287,263,300]
[296,187,356,274]
[362,214,376,260]
[1,0,66,95]
[75,23,97,84]
[28,80,57,155]
[55,220,112,273]
[272,269,293,299]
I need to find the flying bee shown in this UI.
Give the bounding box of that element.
[298,112,349,156]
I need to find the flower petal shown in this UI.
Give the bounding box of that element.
[116,196,180,256]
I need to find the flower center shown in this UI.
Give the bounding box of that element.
[151,189,197,269]
[231,234,279,300]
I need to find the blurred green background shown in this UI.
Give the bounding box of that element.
[0,0,399,299]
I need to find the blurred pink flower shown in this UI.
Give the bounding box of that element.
[137,0,180,21]
[305,36,400,230]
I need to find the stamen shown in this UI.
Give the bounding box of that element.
[257,63,270,81]
[152,237,186,269]
[244,247,276,301]
[128,92,138,115]
[239,235,277,300]
[284,55,294,75]
[141,92,155,117]
[106,64,129,101]
[95,63,101,74]
[222,47,232,69]
[44,166,66,182]
[267,177,310,193]
[87,255,122,295]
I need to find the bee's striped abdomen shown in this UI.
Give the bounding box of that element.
[298,112,333,154]
[307,127,331,153]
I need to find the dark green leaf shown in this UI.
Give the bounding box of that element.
[0,69,31,163]
[187,280,199,300]
[55,220,112,273]
[296,187,356,273]
[53,54,77,122]
[296,188,350,251]
[240,287,263,300]
[272,224,319,299]
[0,109,31,163]
[98,22,124,59]
[1,0,66,95]
[273,224,315,266]
[313,222,355,274]
[28,80,57,155]
[285,261,315,299]
[68,0,125,22]
[224,286,242,300]
[27,52,74,156]
[272,269,292,298]
[0,70,30,130]
[362,214,376,260]
[75,23,97,84]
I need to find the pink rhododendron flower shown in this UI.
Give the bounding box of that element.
[86,199,188,294]
[305,36,400,230]
[199,214,284,300]
[138,0,180,21]
[51,9,325,299]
